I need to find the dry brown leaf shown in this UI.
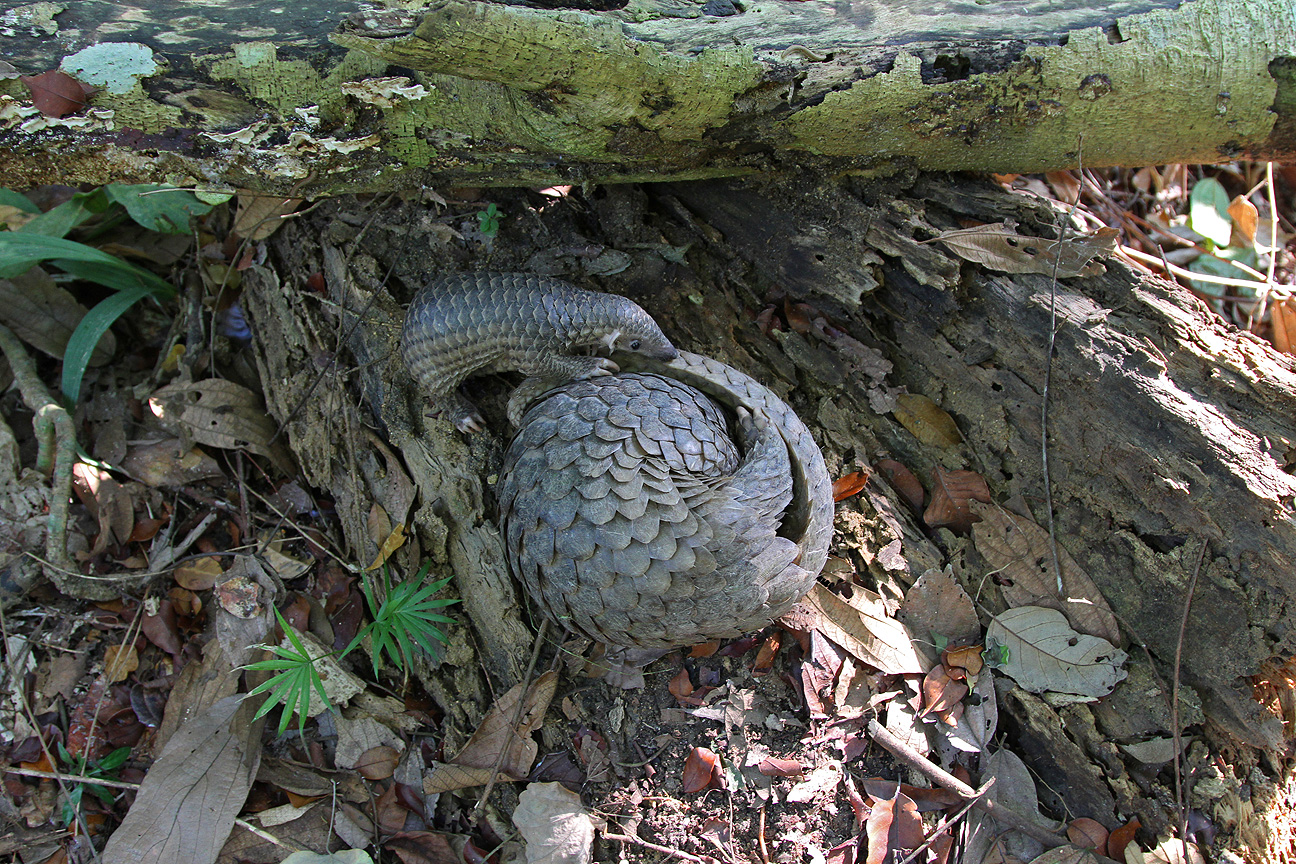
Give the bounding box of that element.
[175,556,224,591]
[355,745,400,781]
[364,522,406,572]
[0,267,116,365]
[943,645,984,676]
[864,790,923,864]
[385,831,462,864]
[120,440,224,488]
[918,665,967,726]
[72,462,134,559]
[234,191,303,241]
[875,458,924,512]
[424,671,557,793]
[804,583,927,675]
[933,222,1116,277]
[897,567,981,658]
[512,782,597,864]
[861,778,962,811]
[923,467,990,534]
[104,644,138,683]
[1227,195,1258,247]
[682,746,721,793]
[101,696,263,864]
[1045,171,1081,205]
[148,380,296,475]
[893,394,963,449]
[970,501,1120,644]
[832,470,870,502]
[1067,817,1109,856]
[21,70,93,117]
[1272,297,1295,355]
[1108,818,1140,862]
[668,667,694,703]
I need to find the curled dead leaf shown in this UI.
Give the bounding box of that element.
[923,467,990,534]
[355,745,400,781]
[682,746,722,794]
[832,470,870,502]
[1067,817,1109,856]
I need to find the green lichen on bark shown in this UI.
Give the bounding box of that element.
[782,0,1287,171]
[333,0,762,162]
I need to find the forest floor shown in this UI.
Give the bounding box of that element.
[1,163,1294,864]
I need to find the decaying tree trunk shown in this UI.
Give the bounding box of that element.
[239,171,1295,771]
[1,0,1293,190]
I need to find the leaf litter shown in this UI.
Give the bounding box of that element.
[0,172,1274,864]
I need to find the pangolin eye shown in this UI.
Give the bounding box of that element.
[629,339,642,350]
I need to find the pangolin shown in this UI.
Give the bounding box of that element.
[402,272,831,648]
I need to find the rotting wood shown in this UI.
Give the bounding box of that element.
[240,172,1295,764]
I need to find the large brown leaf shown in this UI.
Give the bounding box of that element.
[103,696,264,864]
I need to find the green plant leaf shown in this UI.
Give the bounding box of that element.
[15,188,111,238]
[244,607,332,737]
[357,566,457,678]
[0,233,174,296]
[96,746,131,773]
[105,183,215,234]
[0,188,41,214]
[1189,177,1233,248]
[61,284,155,404]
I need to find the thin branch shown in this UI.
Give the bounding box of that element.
[1173,542,1207,843]
[866,719,1067,849]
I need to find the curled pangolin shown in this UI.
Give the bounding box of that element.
[402,272,832,648]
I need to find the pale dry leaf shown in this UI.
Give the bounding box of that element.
[971,501,1119,644]
[281,851,374,864]
[785,761,844,804]
[987,606,1128,697]
[104,644,139,683]
[939,669,997,754]
[1144,838,1204,864]
[120,439,224,488]
[72,461,134,558]
[893,393,962,449]
[897,567,981,660]
[256,801,319,828]
[1118,737,1181,765]
[1026,845,1109,863]
[424,671,558,792]
[512,782,597,864]
[101,696,263,864]
[1226,195,1258,248]
[335,712,404,771]
[148,379,295,474]
[805,583,927,675]
[933,222,1116,277]
[0,267,116,364]
[234,191,302,241]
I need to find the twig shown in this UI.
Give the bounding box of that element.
[604,830,708,863]
[1117,245,1287,293]
[896,780,994,864]
[1173,542,1207,843]
[757,803,770,864]
[4,767,139,790]
[866,719,1066,849]
[472,619,550,822]
[1041,154,1083,594]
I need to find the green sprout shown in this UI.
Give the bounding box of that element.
[56,743,131,827]
[244,563,458,736]
[477,203,501,238]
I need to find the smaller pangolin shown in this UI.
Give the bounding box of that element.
[401,272,677,432]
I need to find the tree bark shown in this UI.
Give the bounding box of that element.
[241,171,1293,755]
[1,0,1293,190]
